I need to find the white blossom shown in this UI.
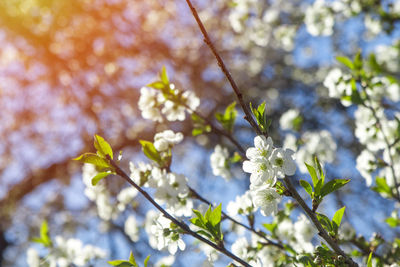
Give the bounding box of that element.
[117,187,138,212]
[153,130,183,152]
[227,190,254,216]
[279,109,300,130]
[150,214,186,255]
[251,186,281,216]
[27,248,40,267]
[270,148,296,177]
[356,149,376,186]
[323,68,352,106]
[138,87,163,122]
[296,130,336,173]
[124,215,140,242]
[304,0,335,36]
[210,145,231,180]
[294,214,317,243]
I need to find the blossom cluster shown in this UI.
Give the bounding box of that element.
[139,84,200,122]
[27,236,106,267]
[323,60,400,192]
[242,135,296,216]
[210,145,232,180]
[229,213,317,265]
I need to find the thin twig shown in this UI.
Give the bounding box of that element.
[106,156,251,267]
[361,83,400,200]
[283,177,358,267]
[189,187,284,250]
[184,0,262,136]
[184,104,246,156]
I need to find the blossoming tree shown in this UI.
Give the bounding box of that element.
[1,0,400,266]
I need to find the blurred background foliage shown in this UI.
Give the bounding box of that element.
[0,0,400,266]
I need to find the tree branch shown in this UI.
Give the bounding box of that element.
[184,0,262,136]
[106,156,251,267]
[283,177,358,267]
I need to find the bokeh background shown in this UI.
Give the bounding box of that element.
[1,0,400,266]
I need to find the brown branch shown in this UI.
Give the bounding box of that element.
[283,177,358,267]
[188,187,284,250]
[106,156,251,267]
[184,0,262,136]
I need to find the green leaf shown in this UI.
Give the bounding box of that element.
[94,134,113,159]
[314,157,324,184]
[372,177,392,195]
[73,153,111,169]
[204,205,212,220]
[300,180,313,197]
[385,217,400,228]
[367,252,373,267]
[354,50,363,70]
[250,101,269,132]
[144,255,150,267]
[160,66,169,85]
[350,90,363,105]
[147,81,165,89]
[336,56,354,70]
[305,163,319,190]
[332,206,346,232]
[209,204,222,227]
[39,221,51,247]
[215,102,237,132]
[316,213,333,232]
[230,152,242,163]
[108,260,135,267]
[368,53,381,73]
[192,128,204,136]
[139,140,162,163]
[128,251,138,266]
[91,172,111,186]
[262,223,277,233]
[320,179,350,198]
[257,101,266,115]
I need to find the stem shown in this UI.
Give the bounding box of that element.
[184,0,262,136]
[361,84,400,200]
[283,177,358,267]
[189,187,284,250]
[106,156,251,267]
[184,104,246,156]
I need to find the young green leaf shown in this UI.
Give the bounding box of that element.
[385,217,400,228]
[353,50,363,70]
[209,204,222,227]
[367,252,372,267]
[215,101,237,132]
[94,134,113,159]
[372,177,392,196]
[314,157,324,184]
[144,255,150,267]
[92,172,111,186]
[160,66,169,85]
[320,179,350,198]
[40,221,52,247]
[300,180,313,197]
[73,153,111,169]
[305,163,319,189]
[139,140,162,163]
[316,213,333,232]
[230,152,242,163]
[250,101,269,133]
[147,81,165,90]
[336,56,354,70]
[128,251,137,265]
[332,206,346,233]
[108,260,136,267]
